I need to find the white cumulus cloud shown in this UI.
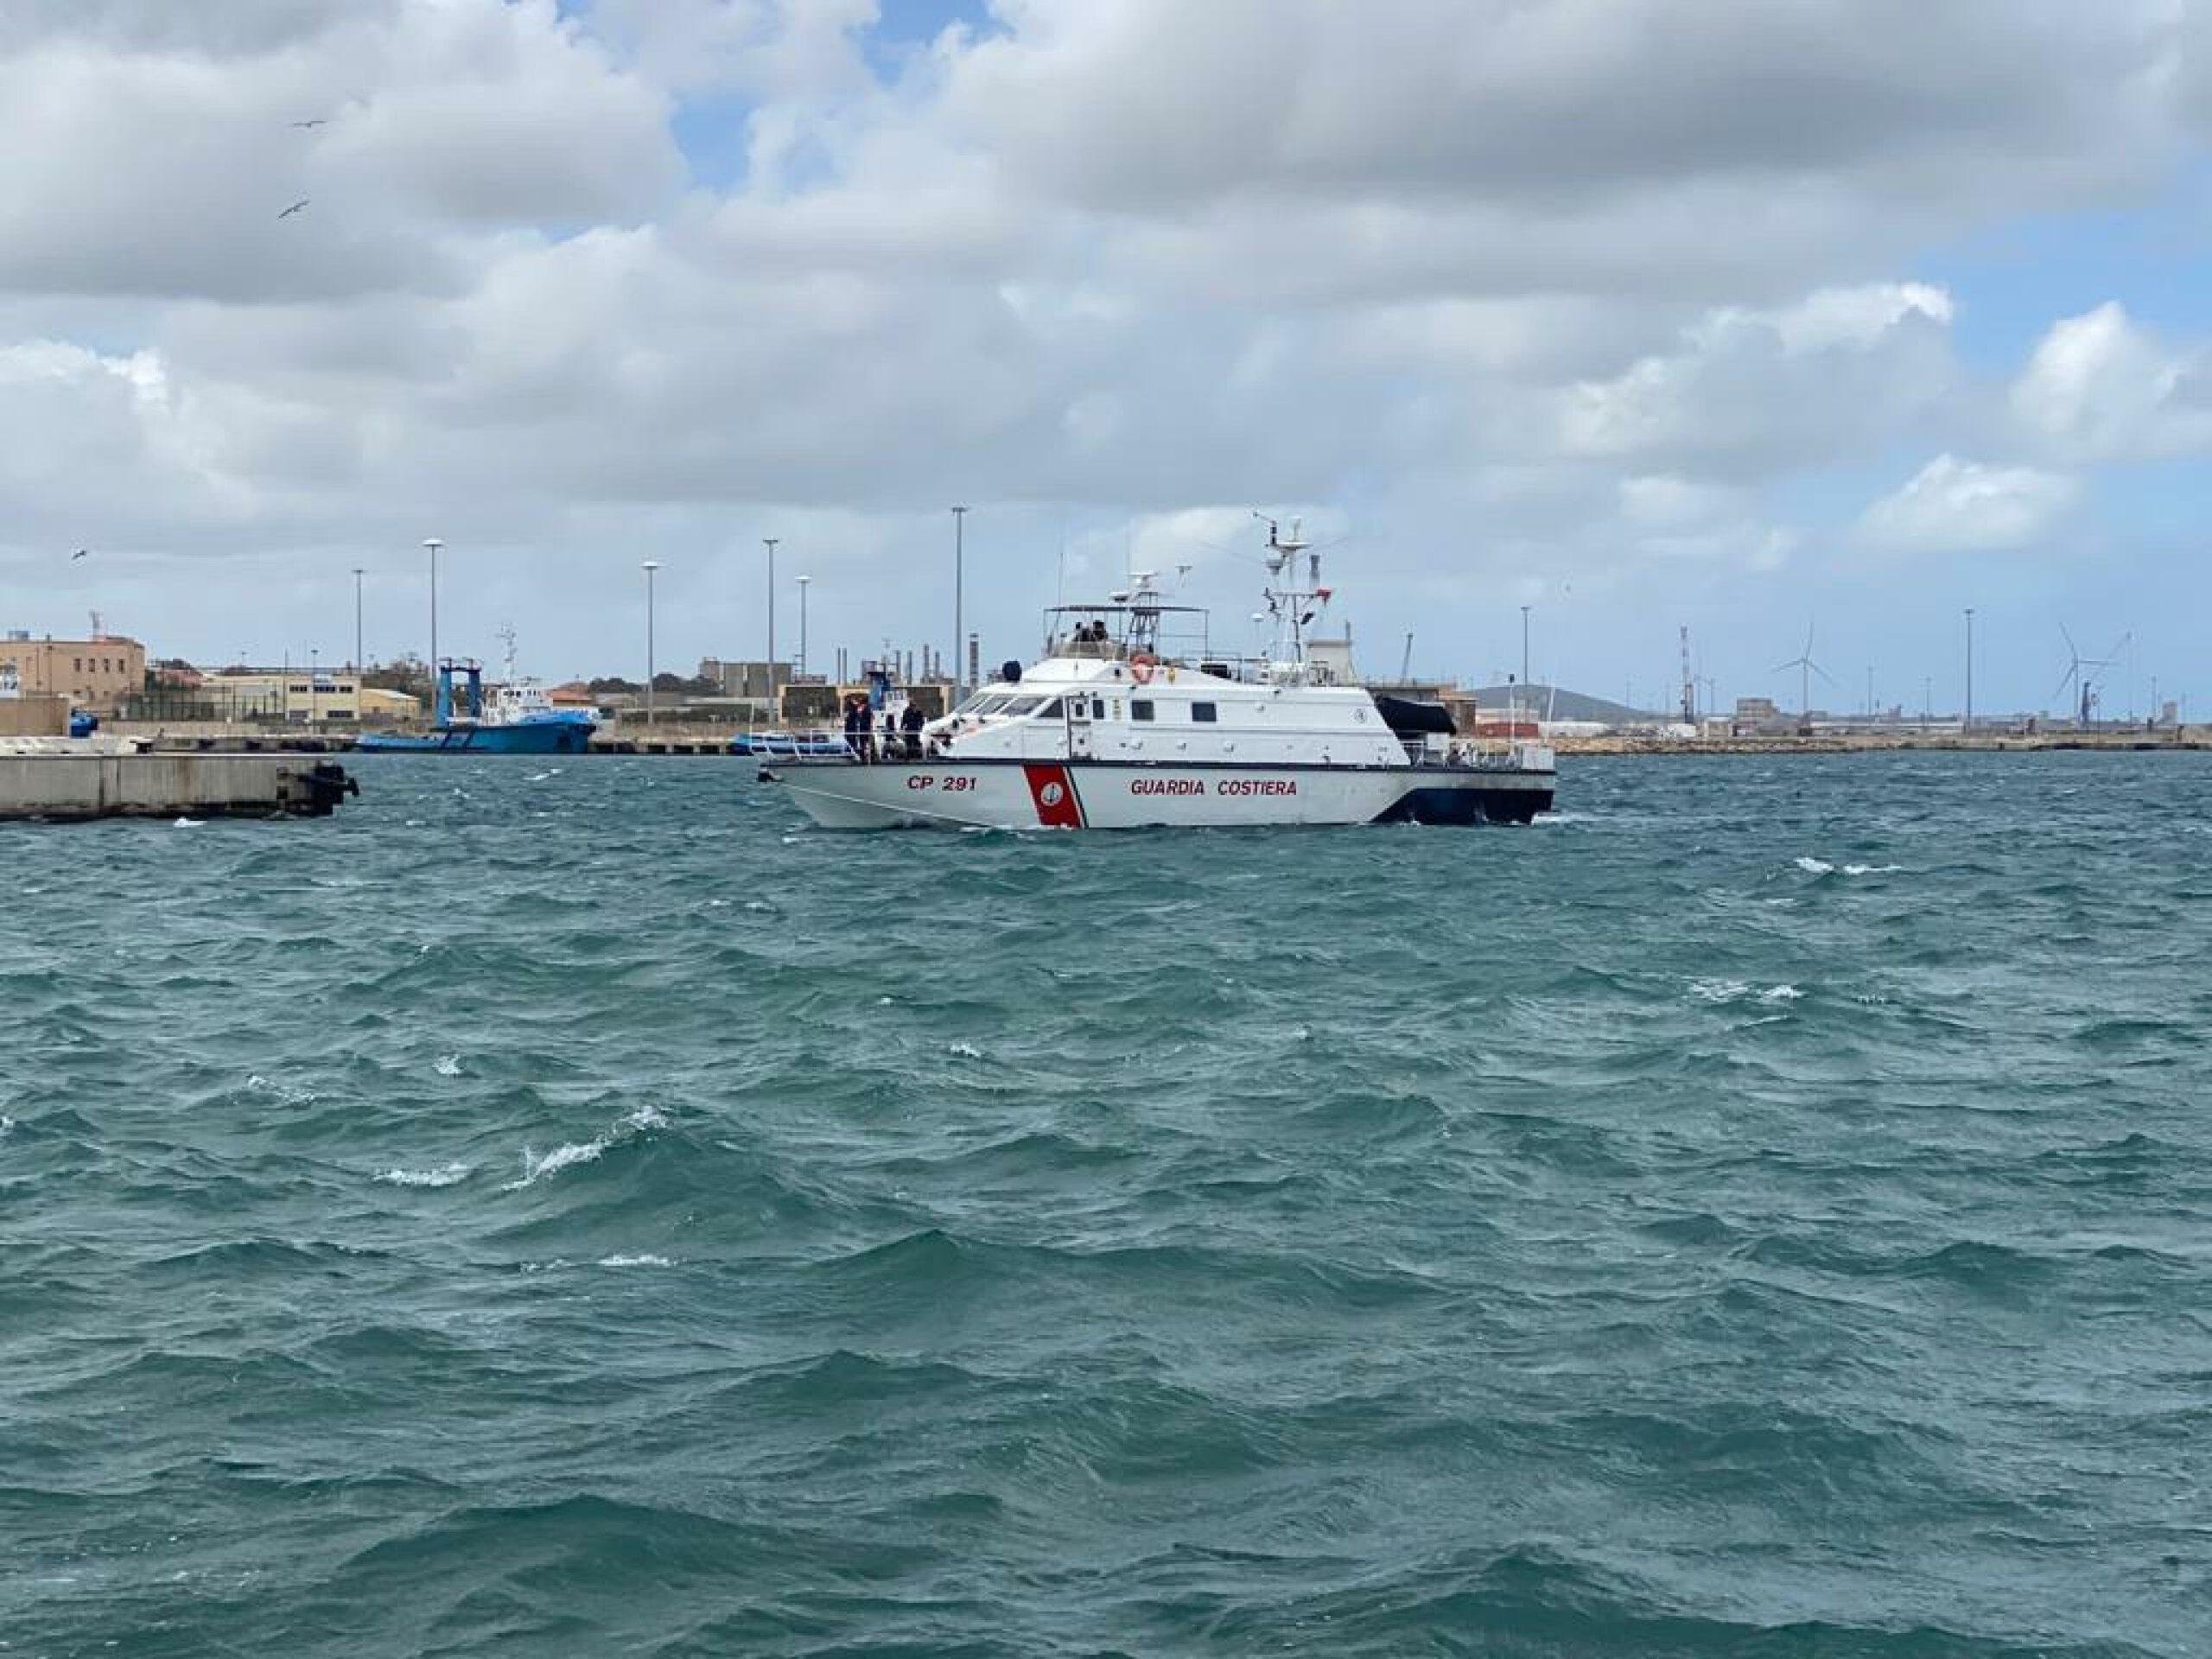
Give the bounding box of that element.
[2012,302,2212,461]
[1859,454,2080,553]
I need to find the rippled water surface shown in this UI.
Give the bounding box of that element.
[5,753,2209,1656]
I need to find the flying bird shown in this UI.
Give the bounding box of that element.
[290,118,328,129]
[71,548,89,561]
[276,199,310,219]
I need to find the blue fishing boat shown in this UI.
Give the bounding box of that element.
[358,657,597,755]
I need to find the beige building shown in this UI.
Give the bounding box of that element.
[196,671,419,724]
[1,632,147,713]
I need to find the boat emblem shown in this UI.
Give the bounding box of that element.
[1039,782,1065,807]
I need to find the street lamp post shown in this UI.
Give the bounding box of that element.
[352,567,365,675]
[1520,604,1531,690]
[762,537,779,696]
[951,505,968,702]
[309,648,319,725]
[796,575,810,680]
[1963,607,1974,732]
[423,538,443,682]
[643,560,661,726]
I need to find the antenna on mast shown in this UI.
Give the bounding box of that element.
[1250,510,1330,678]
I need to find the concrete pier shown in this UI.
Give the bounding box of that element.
[0,741,357,820]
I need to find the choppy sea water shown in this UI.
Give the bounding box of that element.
[4,753,2209,1657]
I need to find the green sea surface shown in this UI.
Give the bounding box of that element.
[3,753,2208,1656]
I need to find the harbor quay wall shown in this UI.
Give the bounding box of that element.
[1553,727,2212,755]
[86,718,2212,760]
[0,753,351,819]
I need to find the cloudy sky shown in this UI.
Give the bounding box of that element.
[3,0,2207,714]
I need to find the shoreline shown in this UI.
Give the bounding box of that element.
[1554,728,2209,755]
[86,721,2212,758]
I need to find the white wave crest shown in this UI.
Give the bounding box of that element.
[376,1162,472,1188]
[505,1101,668,1190]
[510,1140,607,1186]
[245,1073,317,1106]
[1692,979,1802,1006]
[1797,855,1903,877]
[596,1254,672,1268]
[433,1054,463,1077]
[172,817,204,829]
[947,1041,983,1059]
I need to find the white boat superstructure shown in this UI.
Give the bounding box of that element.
[486,628,597,729]
[761,522,1555,830]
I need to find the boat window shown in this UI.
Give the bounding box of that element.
[973,695,1014,715]
[1191,702,1217,722]
[1001,696,1047,717]
[1091,698,1106,720]
[1131,700,1154,722]
[1033,698,1063,719]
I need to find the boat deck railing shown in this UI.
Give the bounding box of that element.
[739,724,1553,773]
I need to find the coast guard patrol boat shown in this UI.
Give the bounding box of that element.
[760,522,1554,830]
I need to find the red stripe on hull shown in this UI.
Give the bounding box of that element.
[1022,764,1085,828]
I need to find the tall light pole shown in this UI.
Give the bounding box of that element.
[420,546,442,677]
[795,575,810,680]
[309,648,320,725]
[1963,607,1974,732]
[352,568,365,675]
[951,505,968,702]
[1520,604,1531,689]
[762,537,779,690]
[423,537,443,685]
[642,560,660,726]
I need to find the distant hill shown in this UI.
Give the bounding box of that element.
[1459,684,1662,725]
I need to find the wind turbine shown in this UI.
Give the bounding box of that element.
[2051,626,2088,725]
[1771,622,1834,722]
[2077,632,2131,726]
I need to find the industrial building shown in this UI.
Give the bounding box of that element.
[1,630,147,714]
[176,670,419,725]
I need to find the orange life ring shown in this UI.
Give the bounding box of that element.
[1130,652,1157,685]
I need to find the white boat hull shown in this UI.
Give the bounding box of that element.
[760,760,1552,830]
